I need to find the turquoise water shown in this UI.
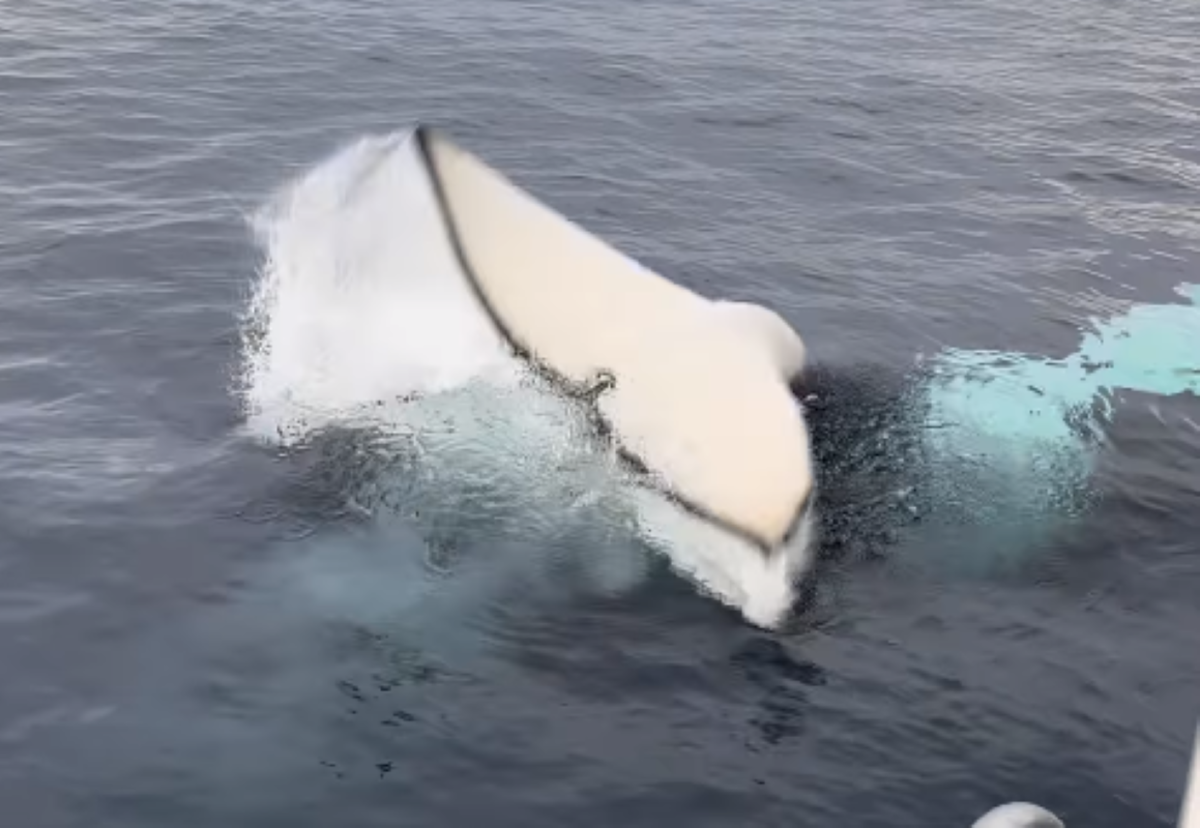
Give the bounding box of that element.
[913,283,1199,572]
[929,282,1199,445]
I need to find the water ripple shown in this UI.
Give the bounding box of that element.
[0,0,1197,825]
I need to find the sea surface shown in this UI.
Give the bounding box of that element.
[2,1,1199,826]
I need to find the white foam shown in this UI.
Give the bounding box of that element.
[234,128,810,628]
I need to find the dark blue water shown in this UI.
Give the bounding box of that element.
[2,1,1198,826]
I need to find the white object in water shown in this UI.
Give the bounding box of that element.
[1181,721,1199,828]
[973,803,1064,828]
[973,721,1200,828]
[410,125,816,557]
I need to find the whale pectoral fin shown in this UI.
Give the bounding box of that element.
[416,126,817,561]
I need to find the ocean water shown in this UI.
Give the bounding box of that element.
[2,1,1199,826]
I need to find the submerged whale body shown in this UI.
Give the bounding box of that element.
[405,125,817,562]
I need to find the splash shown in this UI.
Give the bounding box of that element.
[235,129,809,628]
[237,131,514,443]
